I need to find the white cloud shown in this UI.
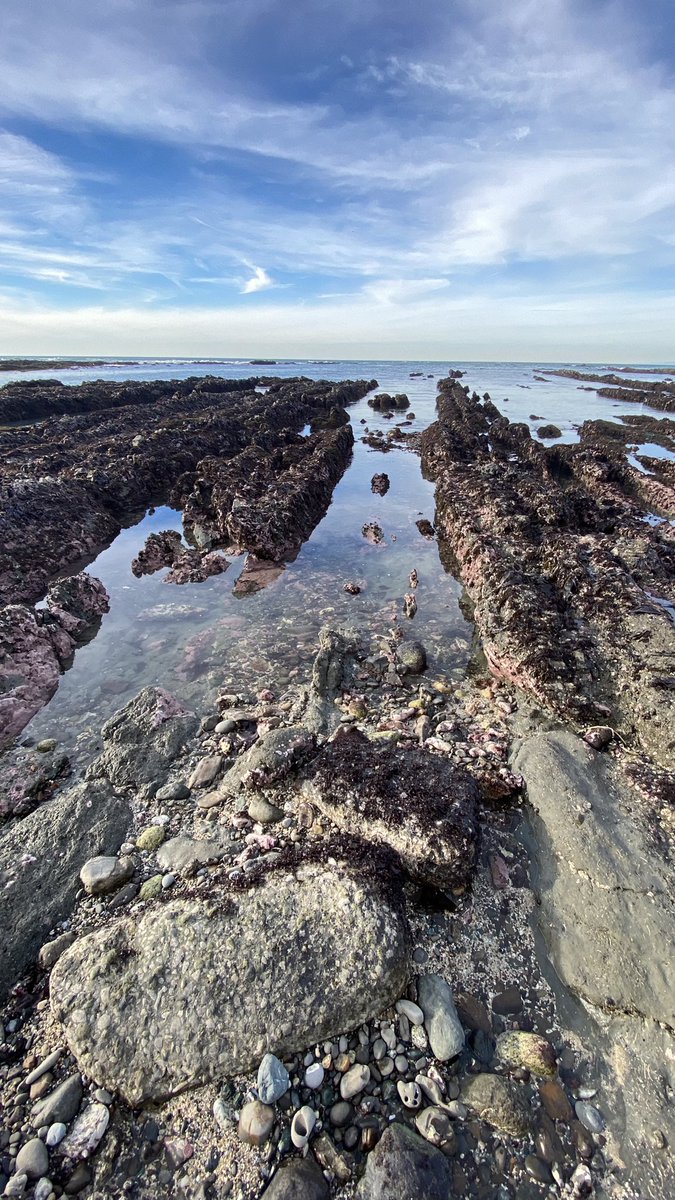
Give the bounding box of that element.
[240,266,273,294]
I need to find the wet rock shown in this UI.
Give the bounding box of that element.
[343,581,361,595]
[461,1073,531,1136]
[50,862,410,1105]
[371,473,390,496]
[303,729,478,891]
[302,627,361,733]
[455,992,492,1034]
[417,974,465,1060]
[514,731,675,1025]
[539,1079,573,1122]
[263,1158,328,1199]
[87,687,198,791]
[248,796,284,824]
[536,424,562,438]
[0,574,109,750]
[313,1132,351,1183]
[131,530,183,577]
[0,742,70,819]
[0,780,132,1002]
[575,1101,605,1133]
[356,1122,453,1200]
[496,1031,557,1077]
[396,641,427,675]
[492,986,523,1015]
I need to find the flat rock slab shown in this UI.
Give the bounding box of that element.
[86,687,198,790]
[50,863,411,1105]
[0,780,132,1001]
[514,731,675,1026]
[356,1122,453,1200]
[303,729,478,890]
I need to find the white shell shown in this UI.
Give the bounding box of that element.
[290,1105,317,1149]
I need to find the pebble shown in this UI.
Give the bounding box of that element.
[59,1102,110,1160]
[188,755,222,789]
[38,932,76,971]
[15,1139,49,1179]
[525,1154,552,1184]
[415,1106,454,1148]
[539,1079,573,1122]
[396,999,424,1025]
[340,1064,370,1101]
[304,1063,324,1089]
[257,1054,290,1105]
[417,974,464,1060]
[3,1174,28,1196]
[238,1100,274,1147]
[575,1101,605,1133]
[79,856,134,896]
[46,1123,67,1146]
[139,875,163,900]
[329,1101,353,1128]
[372,1038,386,1061]
[495,1030,557,1077]
[394,1054,408,1074]
[397,1081,421,1109]
[136,826,165,851]
[25,1051,62,1087]
[32,1075,83,1127]
[161,874,175,890]
[34,1181,53,1200]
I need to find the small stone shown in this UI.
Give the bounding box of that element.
[525,1155,552,1184]
[32,1074,83,1126]
[329,1101,352,1127]
[188,755,222,789]
[340,1064,370,1100]
[372,1038,387,1061]
[156,781,190,801]
[416,1075,444,1106]
[575,1101,605,1133]
[415,1106,454,1148]
[397,1080,421,1109]
[136,827,165,852]
[38,932,76,971]
[495,1031,557,1077]
[33,1180,53,1200]
[491,987,523,1015]
[161,874,175,889]
[25,1050,62,1086]
[264,1159,328,1199]
[59,1102,110,1160]
[3,1174,28,1197]
[257,1053,290,1105]
[139,875,163,901]
[455,992,491,1034]
[396,999,424,1026]
[238,1100,274,1147]
[248,797,284,825]
[379,1056,394,1077]
[394,1055,408,1074]
[15,1138,49,1179]
[46,1123,67,1146]
[304,1062,324,1089]
[417,974,464,1060]
[79,856,134,896]
[313,1131,351,1183]
[64,1163,92,1194]
[461,1073,531,1136]
[36,739,57,753]
[539,1079,573,1122]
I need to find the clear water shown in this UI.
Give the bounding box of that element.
[12,359,673,763]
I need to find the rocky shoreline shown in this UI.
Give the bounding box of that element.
[0,372,673,1200]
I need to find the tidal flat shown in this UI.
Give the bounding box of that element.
[0,360,673,1200]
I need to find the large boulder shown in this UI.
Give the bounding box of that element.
[86,687,198,791]
[303,728,478,890]
[50,861,411,1105]
[356,1123,453,1200]
[514,731,675,1025]
[0,780,132,1000]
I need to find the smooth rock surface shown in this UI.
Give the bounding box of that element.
[0,781,132,1002]
[79,855,134,896]
[15,1139,49,1180]
[356,1122,453,1200]
[417,974,464,1060]
[514,731,675,1025]
[156,836,225,876]
[257,1054,290,1105]
[50,863,410,1104]
[32,1075,83,1127]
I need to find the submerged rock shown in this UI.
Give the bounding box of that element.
[50,862,410,1104]
[303,728,478,890]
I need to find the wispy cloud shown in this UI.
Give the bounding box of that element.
[240,265,273,294]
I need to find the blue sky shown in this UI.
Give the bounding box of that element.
[0,0,674,359]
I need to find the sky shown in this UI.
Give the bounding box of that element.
[0,0,674,360]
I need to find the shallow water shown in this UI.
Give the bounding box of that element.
[16,359,674,763]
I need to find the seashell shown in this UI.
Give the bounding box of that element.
[291,1105,317,1149]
